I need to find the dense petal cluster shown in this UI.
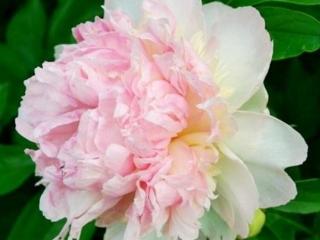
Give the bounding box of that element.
[16,0,307,240]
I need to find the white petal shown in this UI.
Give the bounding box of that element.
[141,231,166,240]
[145,0,205,39]
[240,85,269,113]
[40,185,99,222]
[202,2,273,111]
[104,0,143,24]
[104,222,125,240]
[213,147,259,238]
[246,162,297,208]
[225,111,308,168]
[200,208,236,240]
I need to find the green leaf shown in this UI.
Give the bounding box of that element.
[80,222,96,240]
[257,7,320,60]
[250,211,311,240]
[276,179,320,214]
[313,213,320,236]
[0,44,28,80]
[8,193,96,240]
[0,82,9,121]
[42,220,96,240]
[7,194,57,240]
[0,81,25,128]
[224,0,320,6]
[0,145,34,195]
[263,212,309,240]
[247,227,278,240]
[48,0,103,49]
[0,190,34,239]
[6,0,46,68]
[1,80,26,126]
[268,212,312,234]
[12,130,36,149]
[42,221,65,240]
[0,44,29,126]
[284,60,320,139]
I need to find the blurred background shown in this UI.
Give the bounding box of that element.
[0,0,319,239]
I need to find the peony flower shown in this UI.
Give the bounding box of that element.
[16,0,308,239]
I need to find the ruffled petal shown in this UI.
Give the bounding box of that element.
[105,0,143,25]
[40,185,100,222]
[148,0,205,39]
[202,2,273,111]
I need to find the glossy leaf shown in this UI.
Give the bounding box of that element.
[7,194,59,240]
[6,0,46,68]
[0,82,9,121]
[264,212,309,240]
[223,0,320,6]
[0,145,34,195]
[276,179,320,214]
[0,184,35,239]
[48,0,103,48]
[284,60,320,139]
[0,44,29,125]
[8,194,96,240]
[258,7,320,60]
[80,222,96,240]
[0,44,28,80]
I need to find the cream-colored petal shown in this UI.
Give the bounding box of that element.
[200,208,236,240]
[104,222,125,240]
[225,111,308,168]
[202,2,273,111]
[246,162,297,208]
[213,146,259,238]
[145,0,205,39]
[240,85,269,113]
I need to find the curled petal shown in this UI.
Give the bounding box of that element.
[105,0,143,25]
[202,2,273,111]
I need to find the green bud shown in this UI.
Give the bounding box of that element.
[248,209,266,238]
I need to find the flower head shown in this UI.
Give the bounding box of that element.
[16,0,307,240]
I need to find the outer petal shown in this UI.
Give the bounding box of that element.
[225,111,308,168]
[240,85,269,113]
[105,0,143,24]
[202,2,273,111]
[246,162,297,208]
[104,222,126,240]
[213,147,259,238]
[200,208,236,240]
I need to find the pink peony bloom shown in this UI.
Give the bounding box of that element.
[16,0,308,239]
